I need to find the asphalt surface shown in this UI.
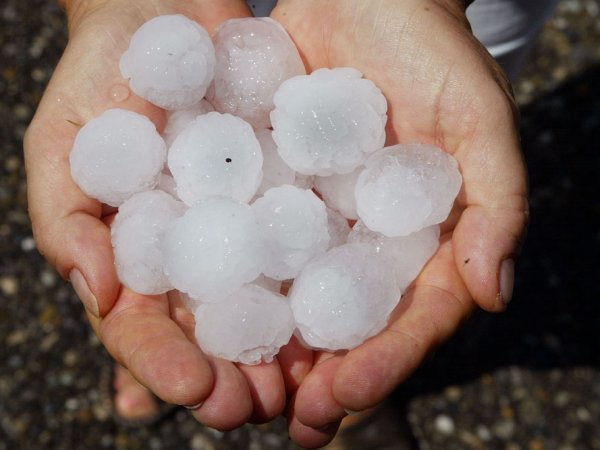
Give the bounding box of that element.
[1,1,598,449]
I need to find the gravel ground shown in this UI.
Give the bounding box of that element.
[1,1,599,449]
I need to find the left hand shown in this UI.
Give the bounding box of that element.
[271,0,528,447]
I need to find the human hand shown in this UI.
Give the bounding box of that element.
[271,0,528,446]
[24,0,313,429]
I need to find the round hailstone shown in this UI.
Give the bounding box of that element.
[119,14,215,110]
[70,108,166,207]
[255,129,296,197]
[162,99,214,147]
[111,190,186,294]
[208,17,305,129]
[348,221,440,292]
[252,185,330,280]
[162,196,265,301]
[156,172,178,198]
[326,207,351,248]
[290,243,400,351]
[314,166,363,220]
[271,67,387,176]
[355,144,462,237]
[194,284,295,365]
[168,112,263,205]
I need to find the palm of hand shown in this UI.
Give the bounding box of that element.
[272,0,528,446]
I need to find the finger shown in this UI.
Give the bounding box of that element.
[236,361,286,423]
[292,355,347,428]
[88,288,215,408]
[331,236,475,412]
[451,99,528,311]
[287,394,341,449]
[190,357,253,430]
[276,336,314,396]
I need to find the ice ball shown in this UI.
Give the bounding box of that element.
[162,99,214,147]
[111,190,186,294]
[69,108,166,207]
[314,166,363,220]
[355,144,462,237]
[348,221,440,292]
[208,17,305,129]
[119,14,215,110]
[162,196,266,301]
[271,67,387,176]
[254,129,296,197]
[290,243,400,351]
[194,284,295,365]
[168,112,263,205]
[252,185,330,280]
[326,207,351,248]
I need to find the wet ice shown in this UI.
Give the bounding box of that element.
[355,144,462,237]
[69,108,166,207]
[208,17,305,129]
[111,190,186,294]
[194,284,295,365]
[119,14,215,110]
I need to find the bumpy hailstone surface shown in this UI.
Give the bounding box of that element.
[168,112,263,205]
[208,17,305,129]
[290,243,400,351]
[348,221,440,292]
[252,185,330,280]
[70,108,166,207]
[326,208,351,248]
[355,144,462,237]
[255,129,297,196]
[314,166,363,220]
[271,67,387,176]
[162,99,214,147]
[119,14,215,110]
[162,196,265,301]
[112,190,186,294]
[194,284,295,364]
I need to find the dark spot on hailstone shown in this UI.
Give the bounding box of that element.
[225,158,232,163]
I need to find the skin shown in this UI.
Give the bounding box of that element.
[24,0,528,447]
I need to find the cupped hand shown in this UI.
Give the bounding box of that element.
[271,0,528,446]
[24,0,312,429]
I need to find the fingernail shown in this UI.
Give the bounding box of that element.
[499,259,514,305]
[183,402,203,411]
[344,408,360,416]
[69,269,99,317]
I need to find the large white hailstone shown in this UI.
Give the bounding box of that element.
[111,190,186,294]
[255,129,296,196]
[348,221,440,292]
[119,15,215,110]
[290,243,400,351]
[355,144,462,237]
[194,284,295,364]
[168,112,263,205]
[208,17,305,129]
[326,208,351,248]
[162,197,266,301]
[314,166,363,220]
[70,108,166,207]
[252,185,330,280]
[271,67,387,176]
[162,99,214,147]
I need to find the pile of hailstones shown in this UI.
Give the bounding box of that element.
[70,15,462,365]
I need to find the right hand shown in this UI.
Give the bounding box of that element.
[24,0,313,429]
